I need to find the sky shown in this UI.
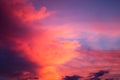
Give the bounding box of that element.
[0,0,120,80]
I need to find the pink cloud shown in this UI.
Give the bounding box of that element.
[0,0,80,79]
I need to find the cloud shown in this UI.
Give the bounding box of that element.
[0,0,80,79]
[62,70,109,80]
[73,21,120,38]
[0,0,41,79]
[63,75,82,80]
[1,0,54,23]
[90,70,109,78]
[58,49,120,78]
[0,47,39,79]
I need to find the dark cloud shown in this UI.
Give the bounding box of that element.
[63,75,83,80]
[92,70,109,77]
[88,70,109,80]
[0,0,40,79]
[0,0,33,45]
[62,70,109,80]
[0,47,39,78]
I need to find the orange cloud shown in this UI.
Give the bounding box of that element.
[24,31,80,80]
[39,66,61,80]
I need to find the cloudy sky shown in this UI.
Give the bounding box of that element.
[0,0,120,80]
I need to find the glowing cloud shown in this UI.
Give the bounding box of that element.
[0,0,80,80]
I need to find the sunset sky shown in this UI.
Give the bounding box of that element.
[0,0,120,80]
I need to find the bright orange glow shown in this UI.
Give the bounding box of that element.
[39,66,61,80]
